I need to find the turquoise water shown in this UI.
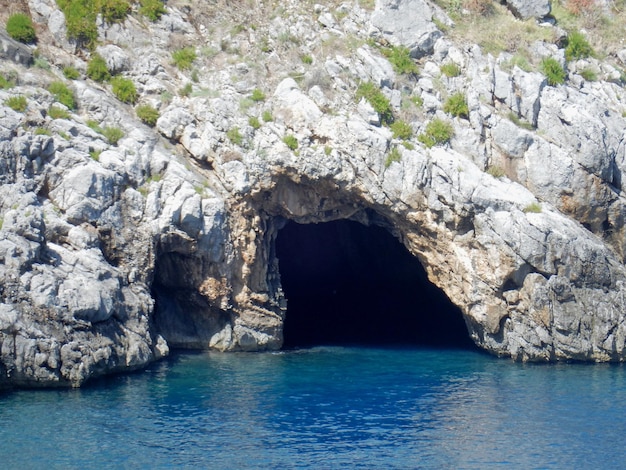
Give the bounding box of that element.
[1,346,626,468]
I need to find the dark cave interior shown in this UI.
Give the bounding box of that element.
[275,219,475,349]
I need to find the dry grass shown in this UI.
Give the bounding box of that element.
[446,3,557,57]
[551,0,626,58]
[436,0,626,66]
[0,0,29,24]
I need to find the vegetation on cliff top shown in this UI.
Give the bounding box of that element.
[55,0,166,48]
[435,0,625,74]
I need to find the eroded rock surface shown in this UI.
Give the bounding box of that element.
[2,0,626,387]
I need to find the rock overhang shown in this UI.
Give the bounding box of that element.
[141,136,626,364]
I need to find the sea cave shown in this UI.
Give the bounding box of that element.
[275,219,474,350]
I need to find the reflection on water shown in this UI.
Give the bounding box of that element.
[1,347,625,468]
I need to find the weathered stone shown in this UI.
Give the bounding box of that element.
[371,0,443,58]
[0,31,33,66]
[504,0,551,19]
[95,44,130,75]
[3,0,626,391]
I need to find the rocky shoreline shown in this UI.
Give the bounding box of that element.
[2,0,626,387]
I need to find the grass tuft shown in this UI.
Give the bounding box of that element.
[172,47,197,71]
[283,134,298,151]
[6,13,36,44]
[48,81,76,109]
[440,63,461,77]
[356,82,393,125]
[418,118,453,148]
[385,146,402,167]
[6,95,27,112]
[136,104,159,126]
[443,92,469,119]
[541,57,566,86]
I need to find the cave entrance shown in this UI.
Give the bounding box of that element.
[275,219,474,349]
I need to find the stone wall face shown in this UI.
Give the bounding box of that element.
[2,0,626,387]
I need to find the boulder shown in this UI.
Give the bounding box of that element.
[0,31,33,66]
[370,0,443,58]
[95,44,130,75]
[504,0,551,19]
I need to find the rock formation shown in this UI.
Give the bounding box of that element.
[2,0,626,387]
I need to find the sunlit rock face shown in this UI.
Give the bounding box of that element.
[4,0,626,388]
[150,151,626,364]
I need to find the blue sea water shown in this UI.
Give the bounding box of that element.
[1,346,626,469]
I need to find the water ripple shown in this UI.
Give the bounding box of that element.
[1,347,626,468]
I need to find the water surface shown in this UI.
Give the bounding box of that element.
[1,347,625,468]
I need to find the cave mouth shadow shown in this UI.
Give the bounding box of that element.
[275,219,476,351]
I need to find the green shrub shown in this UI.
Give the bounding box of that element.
[418,118,453,148]
[87,119,102,133]
[283,134,298,151]
[48,105,70,120]
[248,116,261,130]
[102,126,124,145]
[443,92,469,119]
[139,0,166,21]
[251,88,266,102]
[383,45,418,75]
[487,165,505,178]
[523,202,542,213]
[63,66,80,80]
[111,76,137,104]
[87,53,110,82]
[390,120,412,140]
[565,31,594,61]
[411,95,423,107]
[0,74,15,89]
[179,83,193,97]
[6,13,36,44]
[262,110,273,122]
[56,0,98,48]
[507,54,532,72]
[100,0,130,23]
[385,146,402,167]
[580,67,597,81]
[48,81,76,109]
[227,127,243,146]
[356,81,393,125]
[160,90,173,105]
[507,112,534,130]
[541,58,566,86]
[301,54,313,65]
[35,127,52,136]
[440,63,461,77]
[33,57,51,70]
[172,47,197,70]
[136,104,159,126]
[89,149,101,161]
[6,96,27,112]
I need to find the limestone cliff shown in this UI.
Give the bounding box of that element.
[2,0,626,387]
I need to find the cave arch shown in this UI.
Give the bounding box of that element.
[275,218,475,349]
